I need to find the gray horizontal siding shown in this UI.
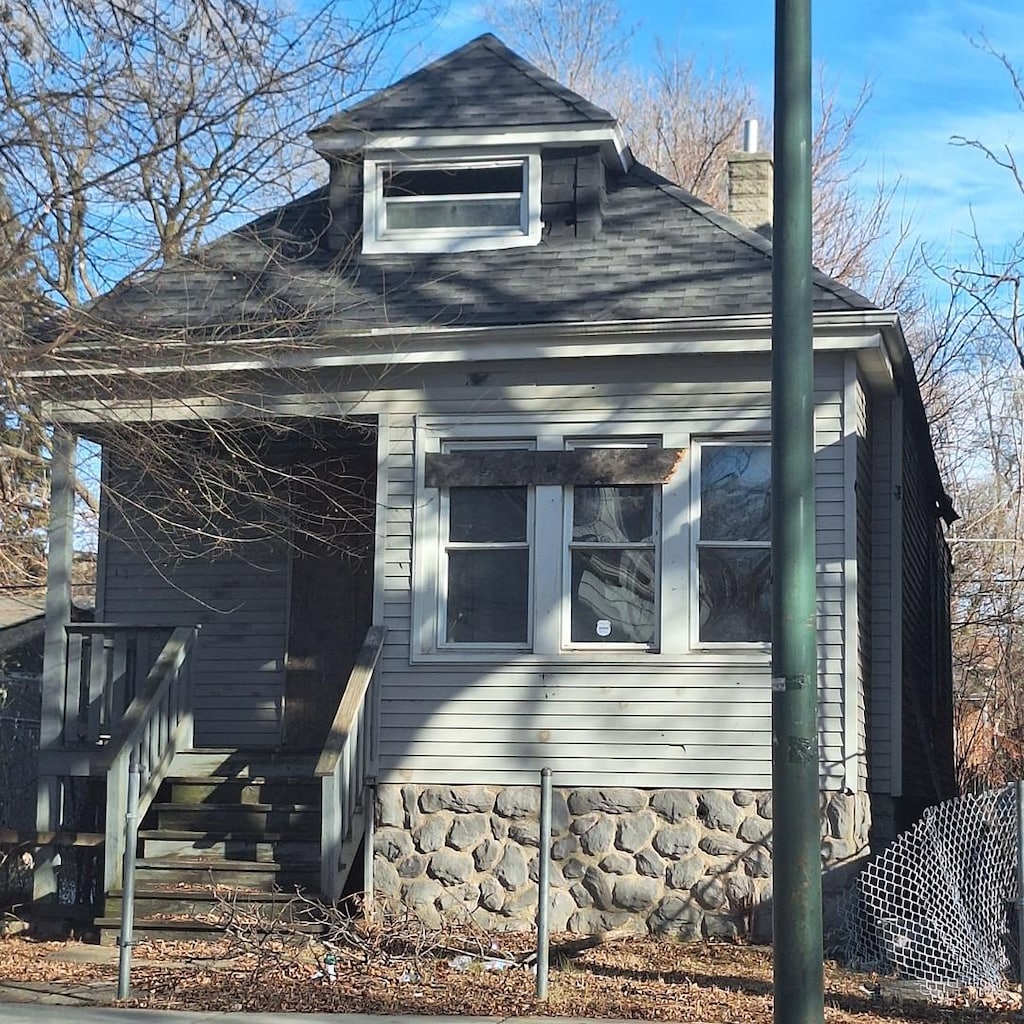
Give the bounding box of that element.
[100,463,289,746]
[869,397,894,791]
[375,354,850,789]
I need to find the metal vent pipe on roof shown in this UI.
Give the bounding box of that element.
[743,118,759,153]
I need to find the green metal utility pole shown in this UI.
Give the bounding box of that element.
[771,0,824,1023]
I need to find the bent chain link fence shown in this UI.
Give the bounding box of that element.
[843,785,1018,998]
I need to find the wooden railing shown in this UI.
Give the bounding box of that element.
[96,625,200,892]
[63,624,174,747]
[316,624,386,903]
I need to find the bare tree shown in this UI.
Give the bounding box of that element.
[0,185,50,588]
[0,0,433,303]
[917,36,1024,789]
[486,0,913,301]
[626,44,757,209]
[0,0,433,578]
[482,0,637,104]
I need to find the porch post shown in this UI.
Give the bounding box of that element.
[34,427,76,901]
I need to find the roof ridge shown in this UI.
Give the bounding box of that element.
[475,34,614,123]
[315,33,613,134]
[628,162,876,312]
[326,40,472,128]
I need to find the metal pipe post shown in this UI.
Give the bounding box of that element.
[116,753,142,1001]
[772,1,824,1023]
[364,777,377,921]
[536,767,552,1000]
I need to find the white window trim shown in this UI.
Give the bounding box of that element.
[423,438,536,654]
[362,148,542,255]
[411,417,772,665]
[438,483,535,652]
[690,436,772,651]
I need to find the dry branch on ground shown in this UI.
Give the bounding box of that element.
[0,932,1019,1023]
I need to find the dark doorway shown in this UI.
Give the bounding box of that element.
[282,421,376,751]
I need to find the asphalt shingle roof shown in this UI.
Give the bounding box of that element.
[80,34,875,347]
[90,157,872,344]
[312,34,614,134]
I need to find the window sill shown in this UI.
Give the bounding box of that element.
[363,227,540,255]
[408,648,772,668]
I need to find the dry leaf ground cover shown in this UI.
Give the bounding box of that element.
[0,932,1019,1023]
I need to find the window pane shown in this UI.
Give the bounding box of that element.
[385,165,522,198]
[700,445,771,542]
[571,548,655,643]
[698,548,771,642]
[449,487,527,543]
[447,549,529,643]
[573,486,654,544]
[387,198,522,229]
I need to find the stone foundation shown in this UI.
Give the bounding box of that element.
[373,785,871,939]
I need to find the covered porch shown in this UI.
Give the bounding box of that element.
[32,417,387,931]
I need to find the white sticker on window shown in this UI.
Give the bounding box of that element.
[596,620,612,637]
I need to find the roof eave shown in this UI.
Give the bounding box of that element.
[30,308,902,385]
[309,123,633,173]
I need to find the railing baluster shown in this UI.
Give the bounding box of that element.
[87,632,107,743]
[97,625,200,892]
[111,634,129,724]
[65,632,85,745]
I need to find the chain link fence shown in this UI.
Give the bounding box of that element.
[843,785,1018,998]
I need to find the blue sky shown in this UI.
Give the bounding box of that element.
[393,1,1024,267]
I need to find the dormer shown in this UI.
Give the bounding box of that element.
[308,34,631,255]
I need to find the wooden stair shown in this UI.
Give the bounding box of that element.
[95,749,347,944]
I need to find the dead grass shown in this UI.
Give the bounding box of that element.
[0,932,1020,1022]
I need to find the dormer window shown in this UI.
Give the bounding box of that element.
[362,150,541,254]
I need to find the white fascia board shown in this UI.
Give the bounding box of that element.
[25,311,899,382]
[312,123,632,173]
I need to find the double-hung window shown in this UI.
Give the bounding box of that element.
[437,440,533,648]
[443,486,530,645]
[695,441,771,644]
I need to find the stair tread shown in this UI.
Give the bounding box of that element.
[151,802,317,811]
[138,857,317,870]
[107,886,311,900]
[138,829,318,841]
[94,915,325,932]
[166,776,318,784]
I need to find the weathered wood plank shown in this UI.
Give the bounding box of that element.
[424,448,686,488]
[0,830,105,848]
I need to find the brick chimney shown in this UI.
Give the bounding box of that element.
[727,119,773,239]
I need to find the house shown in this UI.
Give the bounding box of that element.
[24,34,956,940]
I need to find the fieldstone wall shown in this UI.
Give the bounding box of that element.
[373,785,871,939]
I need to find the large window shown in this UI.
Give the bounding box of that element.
[418,428,776,659]
[568,485,657,646]
[363,152,541,254]
[695,441,771,644]
[442,486,531,647]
